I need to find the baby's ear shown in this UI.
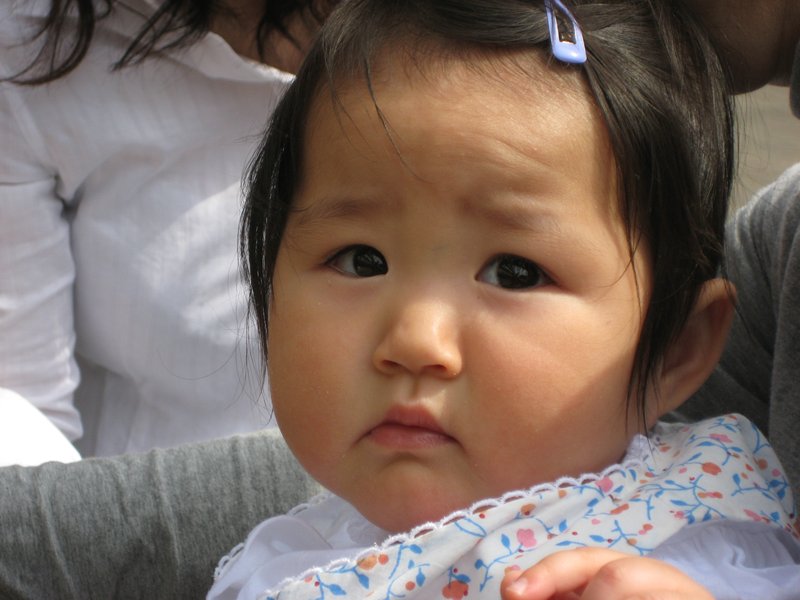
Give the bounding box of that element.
[652,278,735,420]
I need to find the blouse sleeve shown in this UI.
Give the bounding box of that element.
[0,70,82,440]
[0,429,321,599]
[650,519,800,599]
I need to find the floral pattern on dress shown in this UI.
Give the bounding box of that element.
[260,415,798,600]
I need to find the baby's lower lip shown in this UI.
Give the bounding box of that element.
[367,423,454,450]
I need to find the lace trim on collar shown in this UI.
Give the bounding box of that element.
[270,453,649,592]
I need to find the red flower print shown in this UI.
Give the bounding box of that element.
[357,555,378,570]
[710,433,732,443]
[745,509,770,524]
[701,462,721,475]
[442,581,469,599]
[516,528,537,548]
[699,491,724,499]
[610,503,630,515]
[596,477,613,493]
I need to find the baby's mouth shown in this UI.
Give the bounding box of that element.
[366,406,455,450]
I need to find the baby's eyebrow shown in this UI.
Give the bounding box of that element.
[292,195,398,227]
[462,195,562,234]
[292,192,563,235]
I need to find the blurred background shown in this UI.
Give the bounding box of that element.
[733,85,800,211]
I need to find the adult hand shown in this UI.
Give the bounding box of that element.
[499,547,713,600]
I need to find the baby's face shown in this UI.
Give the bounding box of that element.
[268,51,652,533]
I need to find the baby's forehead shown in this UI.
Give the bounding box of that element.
[293,43,622,225]
[302,43,613,178]
[301,42,602,174]
[320,40,585,107]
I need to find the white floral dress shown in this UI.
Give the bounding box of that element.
[208,414,798,600]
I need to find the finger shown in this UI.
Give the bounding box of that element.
[501,548,626,599]
[578,557,714,600]
[502,573,579,600]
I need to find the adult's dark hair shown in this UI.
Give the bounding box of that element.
[7,0,338,85]
[242,0,734,427]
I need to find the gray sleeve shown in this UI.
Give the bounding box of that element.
[682,163,800,495]
[650,520,800,600]
[0,429,320,600]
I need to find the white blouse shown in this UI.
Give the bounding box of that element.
[0,0,290,455]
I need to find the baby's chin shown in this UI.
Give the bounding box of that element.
[354,488,492,535]
[362,502,463,535]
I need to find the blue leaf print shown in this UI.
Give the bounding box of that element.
[408,545,423,554]
[328,584,347,596]
[670,500,689,507]
[356,572,369,589]
[558,520,568,533]
[455,573,471,584]
[416,572,426,586]
[474,559,485,569]
[733,473,741,485]
[589,535,606,543]
[501,534,511,550]
[696,441,715,447]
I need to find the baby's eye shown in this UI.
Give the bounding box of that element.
[478,254,550,290]
[326,245,388,277]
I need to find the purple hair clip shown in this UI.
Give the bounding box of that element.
[544,0,587,64]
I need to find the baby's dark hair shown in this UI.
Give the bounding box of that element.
[242,0,734,426]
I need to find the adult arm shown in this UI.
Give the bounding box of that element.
[0,428,321,599]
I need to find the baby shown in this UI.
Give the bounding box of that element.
[210,0,800,598]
